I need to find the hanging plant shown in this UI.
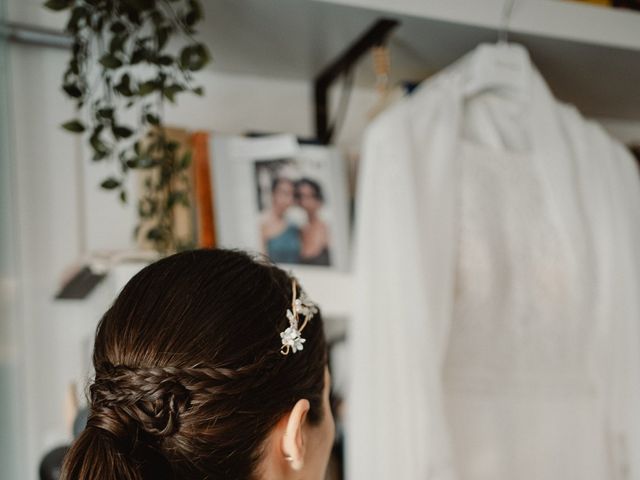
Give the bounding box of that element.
[44,0,210,253]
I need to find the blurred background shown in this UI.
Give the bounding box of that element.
[1,0,640,479]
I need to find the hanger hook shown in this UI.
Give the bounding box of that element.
[499,0,516,43]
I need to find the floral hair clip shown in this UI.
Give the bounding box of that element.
[280,280,318,355]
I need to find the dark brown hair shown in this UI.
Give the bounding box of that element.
[295,177,324,203]
[61,249,327,480]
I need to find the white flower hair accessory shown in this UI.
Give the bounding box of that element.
[280,280,318,355]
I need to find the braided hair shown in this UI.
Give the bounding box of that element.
[61,249,327,480]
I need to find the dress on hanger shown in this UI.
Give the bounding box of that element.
[348,43,640,480]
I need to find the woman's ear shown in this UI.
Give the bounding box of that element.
[281,399,310,471]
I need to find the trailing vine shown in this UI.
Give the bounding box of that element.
[44,0,210,252]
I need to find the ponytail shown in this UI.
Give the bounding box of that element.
[61,426,141,480]
[62,424,175,480]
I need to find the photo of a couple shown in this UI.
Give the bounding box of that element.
[257,160,332,266]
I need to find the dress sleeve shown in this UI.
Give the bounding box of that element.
[604,140,640,480]
[348,92,460,480]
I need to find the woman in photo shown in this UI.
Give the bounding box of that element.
[296,178,331,266]
[61,249,334,480]
[260,177,301,264]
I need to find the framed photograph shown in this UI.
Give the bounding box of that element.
[210,134,349,270]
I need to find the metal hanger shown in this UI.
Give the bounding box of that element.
[367,44,393,120]
[498,0,517,44]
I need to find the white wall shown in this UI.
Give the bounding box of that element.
[9,42,83,478]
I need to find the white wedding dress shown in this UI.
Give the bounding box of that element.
[348,43,640,480]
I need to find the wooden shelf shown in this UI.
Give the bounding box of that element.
[199,0,640,120]
[317,0,640,51]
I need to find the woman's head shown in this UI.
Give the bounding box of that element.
[62,249,333,480]
[271,177,296,215]
[295,178,324,216]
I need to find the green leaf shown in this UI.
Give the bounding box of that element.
[179,44,210,71]
[69,59,80,75]
[138,80,157,96]
[93,14,105,32]
[110,21,127,34]
[112,125,134,139]
[168,191,188,208]
[122,0,155,11]
[145,113,160,125]
[191,1,204,18]
[192,86,204,96]
[91,124,104,137]
[179,151,192,170]
[66,6,89,32]
[146,227,165,241]
[184,0,203,26]
[63,83,82,98]
[149,9,164,28]
[114,74,134,96]
[44,0,73,11]
[156,26,172,50]
[90,135,109,154]
[109,34,128,54]
[184,11,198,27]
[100,177,121,190]
[97,107,114,120]
[125,8,142,25]
[130,47,147,64]
[156,55,173,66]
[119,190,128,203]
[179,46,192,71]
[163,84,184,103]
[61,119,85,133]
[92,149,109,161]
[138,203,150,218]
[99,53,123,69]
